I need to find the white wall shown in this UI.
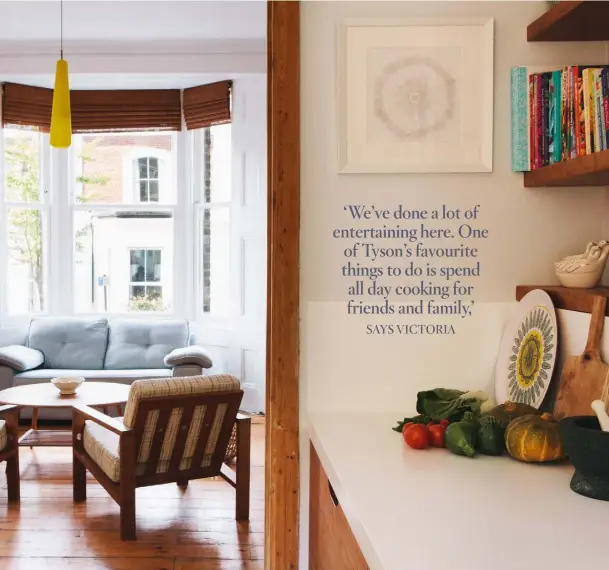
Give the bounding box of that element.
[300,1,609,568]
[301,0,608,415]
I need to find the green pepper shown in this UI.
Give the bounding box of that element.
[444,412,479,457]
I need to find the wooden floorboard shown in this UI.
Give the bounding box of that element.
[0,425,265,570]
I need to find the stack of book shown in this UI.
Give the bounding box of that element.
[511,65,609,172]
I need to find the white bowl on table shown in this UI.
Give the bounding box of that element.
[50,377,85,395]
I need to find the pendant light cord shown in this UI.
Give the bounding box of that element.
[60,0,63,59]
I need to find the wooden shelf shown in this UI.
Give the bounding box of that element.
[523,149,609,187]
[528,1,609,42]
[516,285,609,316]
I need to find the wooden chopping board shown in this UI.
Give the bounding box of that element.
[554,295,609,420]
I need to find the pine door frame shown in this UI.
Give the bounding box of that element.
[266,2,301,569]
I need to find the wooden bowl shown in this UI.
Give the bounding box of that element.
[50,376,85,395]
[559,415,609,501]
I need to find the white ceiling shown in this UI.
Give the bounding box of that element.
[0,1,266,42]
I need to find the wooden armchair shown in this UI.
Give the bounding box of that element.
[72,374,250,540]
[0,405,19,502]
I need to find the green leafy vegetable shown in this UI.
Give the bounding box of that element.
[391,415,432,433]
[445,413,479,457]
[415,389,483,422]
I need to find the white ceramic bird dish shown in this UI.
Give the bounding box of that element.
[51,377,85,395]
[555,242,609,288]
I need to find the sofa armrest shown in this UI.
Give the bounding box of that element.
[172,364,203,377]
[0,345,44,372]
[164,346,213,369]
[0,366,14,391]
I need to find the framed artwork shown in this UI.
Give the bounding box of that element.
[338,18,494,173]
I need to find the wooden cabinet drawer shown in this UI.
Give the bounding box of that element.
[309,442,369,570]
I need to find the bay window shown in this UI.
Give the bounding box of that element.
[0,80,232,324]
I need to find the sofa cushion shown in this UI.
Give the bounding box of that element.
[28,317,108,370]
[0,345,44,371]
[14,368,171,386]
[0,326,29,348]
[104,319,189,370]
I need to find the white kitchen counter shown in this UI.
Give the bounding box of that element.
[308,412,609,570]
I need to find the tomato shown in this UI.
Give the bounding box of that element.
[440,419,450,428]
[401,422,414,442]
[404,424,430,449]
[428,424,446,448]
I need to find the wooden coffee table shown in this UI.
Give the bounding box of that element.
[0,382,130,447]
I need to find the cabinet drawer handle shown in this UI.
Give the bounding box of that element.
[328,480,339,507]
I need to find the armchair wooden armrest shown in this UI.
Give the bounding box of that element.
[72,404,131,435]
[0,404,20,502]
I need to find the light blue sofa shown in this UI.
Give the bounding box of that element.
[0,317,213,419]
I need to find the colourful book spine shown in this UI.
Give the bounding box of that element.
[510,67,530,171]
[540,73,548,166]
[529,73,536,169]
[595,69,605,151]
[548,71,556,164]
[583,68,592,154]
[602,68,609,150]
[576,66,587,156]
[554,69,562,163]
[567,67,577,158]
[536,74,543,168]
[589,69,597,152]
[561,67,569,160]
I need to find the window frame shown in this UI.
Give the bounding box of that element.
[0,128,51,324]
[122,145,173,205]
[0,125,232,326]
[191,127,234,324]
[135,157,160,203]
[128,247,164,311]
[69,131,178,318]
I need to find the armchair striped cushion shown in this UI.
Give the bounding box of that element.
[83,374,241,482]
[0,420,7,452]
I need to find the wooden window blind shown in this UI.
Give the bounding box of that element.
[183,80,232,130]
[2,83,53,131]
[2,84,181,132]
[70,89,181,132]
[2,82,231,132]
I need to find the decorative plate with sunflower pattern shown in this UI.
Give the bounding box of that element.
[495,290,558,408]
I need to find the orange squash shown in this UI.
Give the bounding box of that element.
[505,413,564,463]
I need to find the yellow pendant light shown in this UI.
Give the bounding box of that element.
[50,0,71,148]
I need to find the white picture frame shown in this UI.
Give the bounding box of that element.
[337,18,494,174]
